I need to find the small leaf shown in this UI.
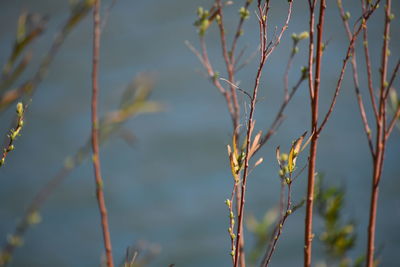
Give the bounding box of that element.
[249,130,262,158]
[254,157,263,167]
[288,132,306,173]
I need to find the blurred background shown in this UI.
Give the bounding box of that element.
[0,0,399,266]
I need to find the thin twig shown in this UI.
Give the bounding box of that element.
[91,1,114,266]
[361,0,379,120]
[383,59,400,100]
[337,1,374,157]
[386,101,400,139]
[0,103,25,167]
[216,0,240,137]
[317,2,380,135]
[262,182,292,266]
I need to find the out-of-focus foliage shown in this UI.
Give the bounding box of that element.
[0,74,162,266]
[246,210,278,265]
[315,175,359,267]
[0,0,96,112]
[389,90,400,131]
[118,240,161,267]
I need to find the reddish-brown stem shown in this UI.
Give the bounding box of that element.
[304,1,325,266]
[367,111,384,267]
[366,0,391,265]
[216,0,240,133]
[91,1,114,266]
[361,0,379,120]
[307,1,316,100]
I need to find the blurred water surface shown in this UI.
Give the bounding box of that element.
[0,0,399,266]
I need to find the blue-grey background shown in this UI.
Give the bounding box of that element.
[0,0,399,266]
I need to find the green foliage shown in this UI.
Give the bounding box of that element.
[0,74,162,266]
[315,175,358,265]
[0,12,47,93]
[120,241,161,267]
[0,0,95,112]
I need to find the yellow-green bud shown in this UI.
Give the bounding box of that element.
[27,211,42,225]
[280,153,288,162]
[16,102,24,117]
[297,31,309,40]
[7,235,23,247]
[344,11,351,21]
[239,7,250,20]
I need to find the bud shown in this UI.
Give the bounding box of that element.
[16,102,24,117]
[344,11,351,21]
[239,7,250,20]
[280,153,288,162]
[297,31,309,40]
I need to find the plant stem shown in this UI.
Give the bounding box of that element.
[304,1,325,266]
[366,1,391,265]
[262,183,292,266]
[91,1,114,266]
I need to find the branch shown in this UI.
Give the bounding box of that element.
[361,0,379,120]
[0,103,24,167]
[337,1,374,157]
[317,1,380,134]
[91,1,114,266]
